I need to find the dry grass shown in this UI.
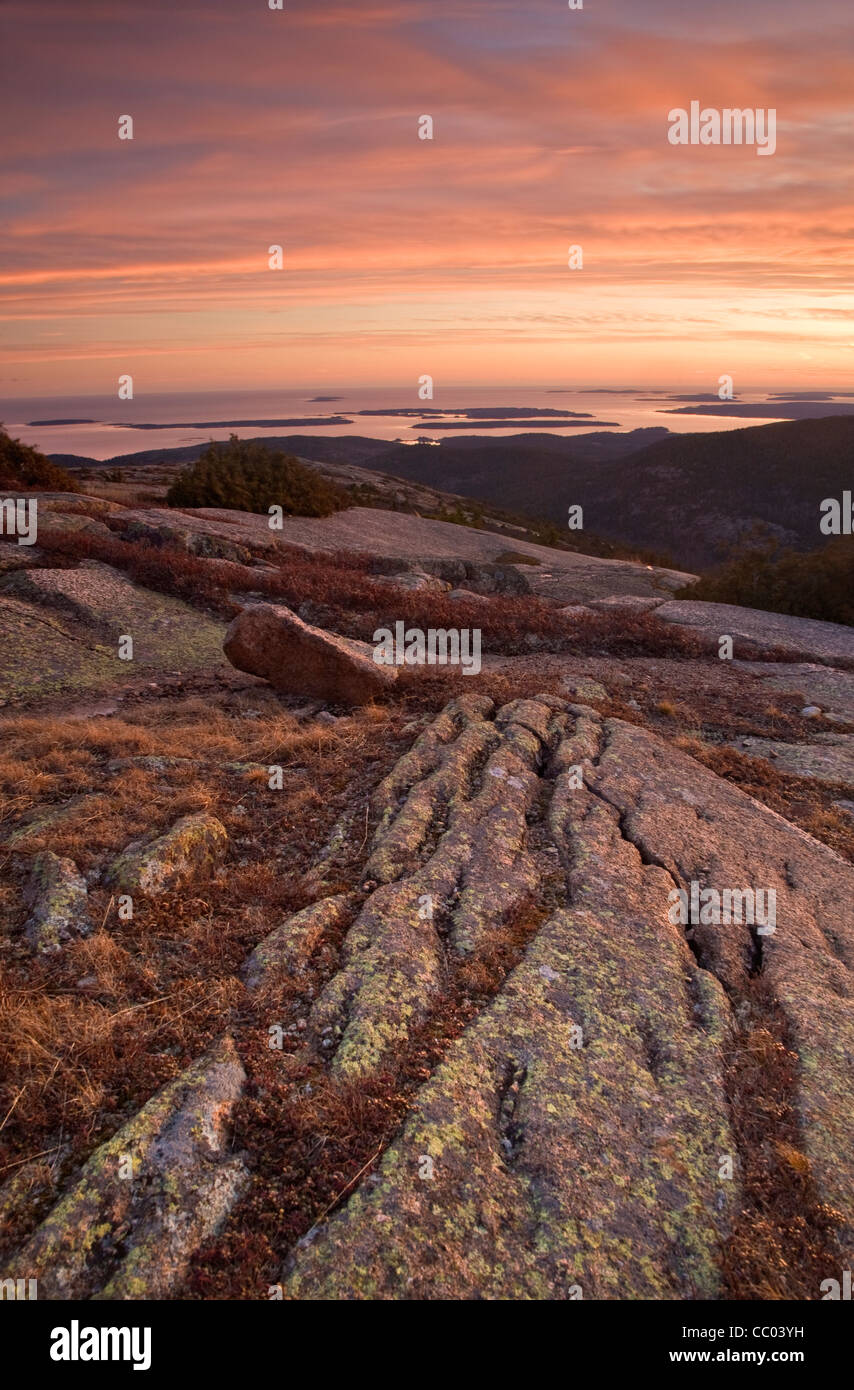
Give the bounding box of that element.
[0,686,412,1257]
[81,482,168,507]
[674,740,854,862]
[721,981,845,1299]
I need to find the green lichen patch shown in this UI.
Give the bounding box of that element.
[243,893,357,992]
[284,766,738,1300]
[3,1036,247,1299]
[0,562,227,705]
[3,793,106,849]
[22,850,92,953]
[103,812,228,897]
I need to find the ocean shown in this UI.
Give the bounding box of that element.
[0,386,837,462]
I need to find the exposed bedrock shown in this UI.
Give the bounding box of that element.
[280,700,853,1299]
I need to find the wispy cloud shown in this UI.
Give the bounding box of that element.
[1,0,852,391]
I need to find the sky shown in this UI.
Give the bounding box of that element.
[1,0,853,397]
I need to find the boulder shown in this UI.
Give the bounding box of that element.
[243,893,356,992]
[36,511,113,541]
[281,699,854,1300]
[447,588,491,602]
[118,515,254,565]
[223,602,398,706]
[588,594,665,615]
[560,676,608,703]
[557,604,593,619]
[382,570,450,594]
[3,794,104,849]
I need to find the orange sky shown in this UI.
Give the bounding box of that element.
[2,0,853,396]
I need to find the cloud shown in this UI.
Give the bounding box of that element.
[2,0,852,390]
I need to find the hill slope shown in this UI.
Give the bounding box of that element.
[359,417,854,568]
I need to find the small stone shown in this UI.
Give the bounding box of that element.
[801,705,822,718]
[104,812,228,897]
[562,677,608,703]
[384,570,450,594]
[589,595,664,615]
[23,852,92,954]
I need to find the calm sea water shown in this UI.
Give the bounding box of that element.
[0,387,823,462]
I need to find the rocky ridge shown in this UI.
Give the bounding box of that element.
[4,694,851,1299]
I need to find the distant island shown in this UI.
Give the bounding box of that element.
[27,417,97,425]
[110,416,354,429]
[357,406,596,419]
[418,418,620,430]
[660,402,854,419]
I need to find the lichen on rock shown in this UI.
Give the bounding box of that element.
[3,1036,247,1300]
[22,850,92,953]
[103,812,228,897]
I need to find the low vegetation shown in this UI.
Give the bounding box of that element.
[166,435,346,517]
[0,426,78,494]
[0,690,409,1259]
[37,523,710,661]
[679,533,854,626]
